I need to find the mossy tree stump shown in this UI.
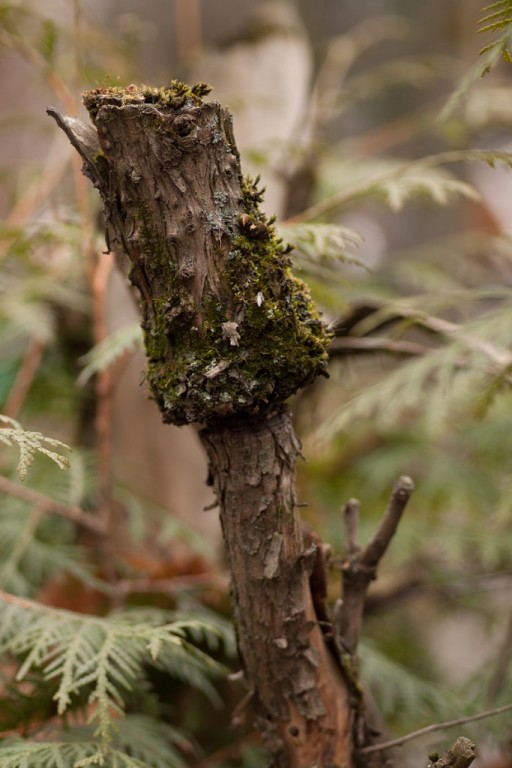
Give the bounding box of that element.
[50,82,354,768]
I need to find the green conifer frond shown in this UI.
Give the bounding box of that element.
[111,714,187,767]
[0,416,71,481]
[361,640,456,727]
[78,324,142,385]
[312,149,512,221]
[0,495,103,597]
[321,295,512,439]
[277,223,364,278]
[0,739,159,768]
[479,1,512,61]
[0,596,231,746]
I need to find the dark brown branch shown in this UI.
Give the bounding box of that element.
[336,477,414,654]
[201,409,353,766]
[360,476,414,569]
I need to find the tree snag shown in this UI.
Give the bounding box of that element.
[49,82,406,767]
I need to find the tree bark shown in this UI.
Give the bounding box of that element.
[201,407,353,766]
[49,82,356,767]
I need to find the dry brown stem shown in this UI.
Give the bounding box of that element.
[0,475,104,533]
[336,476,414,654]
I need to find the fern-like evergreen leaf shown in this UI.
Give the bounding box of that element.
[0,596,231,747]
[0,740,159,768]
[277,223,365,278]
[478,0,512,64]
[0,416,71,480]
[78,324,142,385]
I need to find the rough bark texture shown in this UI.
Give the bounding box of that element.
[49,82,355,768]
[51,82,329,427]
[201,407,353,766]
[430,738,476,768]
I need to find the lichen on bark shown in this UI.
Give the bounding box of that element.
[78,81,330,425]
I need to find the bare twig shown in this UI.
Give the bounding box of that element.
[336,476,414,653]
[3,338,46,419]
[358,703,512,755]
[343,498,360,556]
[361,476,414,568]
[2,148,71,234]
[330,336,431,357]
[0,474,105,534]
[90,251,118,587]
[116,572,229,596]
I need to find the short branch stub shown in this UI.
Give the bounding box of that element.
[50,82,330,425]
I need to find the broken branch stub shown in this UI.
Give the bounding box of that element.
[49,82,330,425]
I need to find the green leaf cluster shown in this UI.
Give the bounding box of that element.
[0,596,234,766]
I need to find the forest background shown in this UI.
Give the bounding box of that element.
[1,0,512,766]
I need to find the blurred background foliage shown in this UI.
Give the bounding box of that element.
[1,0,512,765]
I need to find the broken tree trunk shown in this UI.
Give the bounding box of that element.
[50,82,356,767]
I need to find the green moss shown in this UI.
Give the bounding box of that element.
[83,81,212,121]
[82,76,329,425]
[142,175,331,425]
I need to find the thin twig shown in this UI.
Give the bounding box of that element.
[0,474,105,534]
[358,702,512,754]
[330,336,431,357]
[3,148,71,233]
[3,338,46,419]
[343,498,360,556]
[361,475,414,567]
[336,477,414,653]
[91,252,117,586]
[116,573,229,596]
[0,502,45,586]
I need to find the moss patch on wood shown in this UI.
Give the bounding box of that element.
[81,82,331,425]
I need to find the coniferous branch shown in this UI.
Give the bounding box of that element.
[442,2,512,117]
[359,639,458,727]
[78,323,142,385]
[291,149,512,223]
[0,416,71,481]
[276,222,367,285]
[0,592,233,752]
[478,1,512,61]
[0,737,179,768]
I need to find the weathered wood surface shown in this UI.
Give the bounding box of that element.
[50,82,357,768]
[50,83,329,427]
[202,408,353,766]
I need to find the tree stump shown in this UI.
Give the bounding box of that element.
[49,82,355,767]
